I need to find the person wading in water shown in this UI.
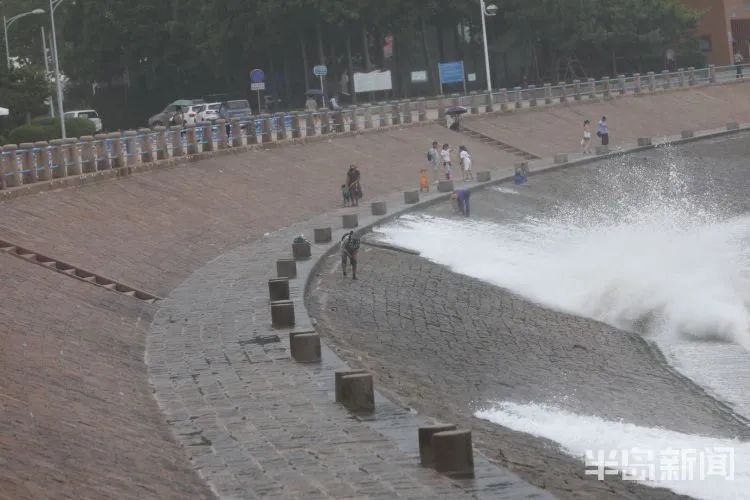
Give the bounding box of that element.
[340,231,360,280]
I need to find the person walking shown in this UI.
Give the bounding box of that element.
[440,143,452,180]
[735,50,744,79]
[346,165,362,206]
[427,141,440,184]
[340,231,360,280]
[597,116,609,146]
[305,96,318,112]
[459,145,473,181]
[581,120,593,155]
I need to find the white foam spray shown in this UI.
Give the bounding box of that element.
[475,402,750,499]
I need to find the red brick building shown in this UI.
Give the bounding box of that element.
[683,0,750,64]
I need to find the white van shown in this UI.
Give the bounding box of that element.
[64,109,103,132]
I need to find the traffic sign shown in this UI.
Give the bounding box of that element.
[250,68,265,83]
[313,65,328,77]
[251,82,266,91]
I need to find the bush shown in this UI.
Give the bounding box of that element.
[7,117,95,144]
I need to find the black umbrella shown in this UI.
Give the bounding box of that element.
[446,106,468,115]
[305,89,324,96]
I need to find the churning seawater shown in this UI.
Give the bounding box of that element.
[376,140,750,498]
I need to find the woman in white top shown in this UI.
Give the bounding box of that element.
[581,119,592,155]
[459,145,473,181]
[440,144,452,180]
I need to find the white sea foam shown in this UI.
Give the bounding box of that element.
[475,402,750,499]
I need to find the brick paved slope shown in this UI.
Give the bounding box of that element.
[0,253,213,500]
[465,82,750,158]
[0,125,511,297]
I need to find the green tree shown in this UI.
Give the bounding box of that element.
[0,65,51,125]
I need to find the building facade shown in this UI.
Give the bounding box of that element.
[683,0,750,64]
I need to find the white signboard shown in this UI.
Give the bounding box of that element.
[251,82,266,91]
[411,70,428,83]
[353,70,393,93]
[467,73,477,82]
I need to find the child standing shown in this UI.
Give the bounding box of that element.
[459,145,473,181]
[440,144,452,180]
[419,169,430,192]
[341,184,351,206]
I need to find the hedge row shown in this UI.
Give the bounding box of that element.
[7,117,96,144]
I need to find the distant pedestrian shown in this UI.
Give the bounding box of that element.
[329,95,341,111]
[346,165,362,206]
[597,116,609,146]
[305,96,318,112]
[340,231,360,280]
[427,141,440,183]
[440,144,452,180]
[341,184,351,207]
[459,145,473,181]
[452,189,471,216]
[735,51,744,79]
[581,120,593,155]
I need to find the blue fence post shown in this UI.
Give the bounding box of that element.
[218,119,229,149]
[154,126,169,161]
[169,126,184,157]
[19,143,36,184]
[49,139,66,177]
[2,144,21,188]
[81,136,96,173]
[138,129,154,164]
[65,137,83,174]
[185,125,199,155]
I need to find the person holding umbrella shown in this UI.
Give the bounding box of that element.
[446,106,467,131]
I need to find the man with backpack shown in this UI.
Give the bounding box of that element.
[427,141,440,184]
[340,231,360,280]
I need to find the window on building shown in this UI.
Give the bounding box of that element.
[699,35,713,52]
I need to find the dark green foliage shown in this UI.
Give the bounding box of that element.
[8,117,95,143]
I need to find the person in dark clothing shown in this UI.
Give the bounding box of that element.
[340,231,360,279]
[452,189,471,216]
[346,165,362,206]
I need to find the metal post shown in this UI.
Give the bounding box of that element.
[50,0,66,138]
[480,0,492,92]
[41,26,54,117]
[3,16,9,70]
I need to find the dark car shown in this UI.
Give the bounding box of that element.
[219,100,252,121]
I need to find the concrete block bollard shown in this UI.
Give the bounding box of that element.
[404,190,419,204]
[218,119,229,149]
[709,64,716,83]
[437,98,447,121]
[187,125,200,155]
[335,369,368,402]
[276,259,297,279]
[34,141,51,181]
[543,83,552,105]
[470,92,480,114]
[634,73,642,94]
[554,153,568,164]
[497,89,508,111]
[314,227,332,243]
[203,124,216,152]
[418,425,457,467]
[727,121,740,131]
[262,115,273,143]
[432,429,474,478]
[342,214,359,229]
[292,241,311,260]
[618,74,626,95]
[123,130,141,167]
[681,130,694,139]
[49,139,66,178]
[402,101,413,124]
[688,67,696,86]
[573,80,581,101]
[64,138,82,174]
[438,180,454,192]
[637,137,653,146]
[513,87,522,108]
[170,127,184,157]
[271,300,295,328]
[528,85,537,107]
[231,118,244,146]
[559,82,567,103]
[661,70,671,90]
[1,145,20,187]
[138,129,154,164]
[476,171,491,182]
[268,278,290,301]
[154,126,169,160]
[417,98,427,121]
[371,201,387,216]
[274,114,288,140]
[390,102,401,125]
[19,143,36,183]
[587,77,596,99]
[678,68,686,87]
[596,145,609,155]
[290,332,321,363]
[338,372,375,412]
[485,91,495,112]
[647,71,656,92]
[602,76,611,99]
[382,105,392,127]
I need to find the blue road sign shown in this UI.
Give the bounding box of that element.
[250,68,265,83]
[313,65,328,77]
[438,61,465,84]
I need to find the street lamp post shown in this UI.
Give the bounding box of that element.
[479,0,498,93]
[41,26,54,117]
[49,0,67,138]
[3,9,46,69]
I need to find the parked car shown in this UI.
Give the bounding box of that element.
[182,105,203,126]
[148,99,197,127]
[219,100,252,121]
[196,102,221,122]
[64,109,103,132]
